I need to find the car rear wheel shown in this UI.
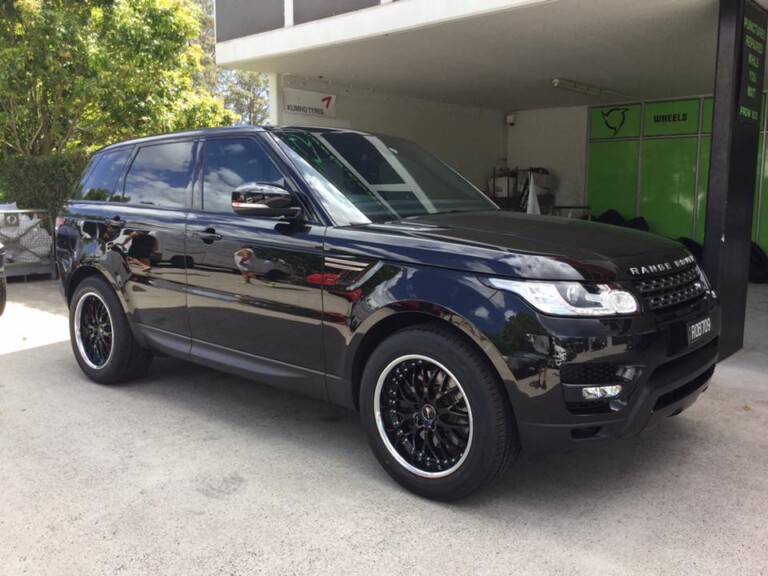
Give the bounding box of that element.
[69,276,153,384]
[360,325,519,500]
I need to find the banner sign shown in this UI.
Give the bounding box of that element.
[739,0,768,124]
[283,88,337,118]
[643,100,700,136]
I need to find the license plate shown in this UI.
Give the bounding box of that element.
[687,316,712,346]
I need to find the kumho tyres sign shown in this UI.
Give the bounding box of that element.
[284,88,337,118]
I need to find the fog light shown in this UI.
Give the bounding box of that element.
[582,385,622,400]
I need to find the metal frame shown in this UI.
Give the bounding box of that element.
[0,209,56,279]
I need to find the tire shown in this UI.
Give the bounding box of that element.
[360,325,520,500]
[69,276,153,384]
[0,274,6,317]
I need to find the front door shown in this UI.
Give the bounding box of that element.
[185,136,326,397]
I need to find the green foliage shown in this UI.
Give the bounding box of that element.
[0,150,90,217]
[0,0,235,156]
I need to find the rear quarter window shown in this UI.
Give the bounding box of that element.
[77,148,132,201]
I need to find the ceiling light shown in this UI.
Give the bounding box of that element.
[551,78,636,100]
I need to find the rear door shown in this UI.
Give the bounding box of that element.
[185,135,326,397]
[111,139,197,338]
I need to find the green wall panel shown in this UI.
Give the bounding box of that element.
[639,138,697,239]
[644,100,700,136]
[588,94,768,250]
[702,98,714,133]
[757,137,768,252]
[590,105,641,139]
[587,141,639,218]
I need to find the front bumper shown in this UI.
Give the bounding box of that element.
[485,289,720,454]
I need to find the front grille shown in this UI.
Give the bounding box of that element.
[633,264,707,312]
[560,363,620,384]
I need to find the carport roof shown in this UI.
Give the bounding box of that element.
[216,0,768,110]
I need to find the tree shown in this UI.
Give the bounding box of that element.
[193,0,269,125]
[0,0,236,156]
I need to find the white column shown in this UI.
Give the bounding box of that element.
[268,73,283,126]
[284,0,294,26]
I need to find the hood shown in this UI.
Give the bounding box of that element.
[330,211,693,282]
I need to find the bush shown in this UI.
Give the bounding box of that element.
[0,150,91,221]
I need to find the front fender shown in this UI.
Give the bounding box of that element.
[322,262,519,408]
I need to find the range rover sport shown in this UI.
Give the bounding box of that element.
[56,126,720,500]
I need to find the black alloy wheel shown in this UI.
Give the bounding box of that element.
[74,291,114,369]
[361,325,520,501]
[375,355,472,478]
[69,276,153,384]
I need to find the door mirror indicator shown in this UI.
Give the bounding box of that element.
[232,183,301,219]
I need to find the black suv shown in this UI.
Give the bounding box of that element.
[56,126,720,500]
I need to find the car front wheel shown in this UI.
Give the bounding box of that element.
[360,325,519,500]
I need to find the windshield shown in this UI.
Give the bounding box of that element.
[273,130,498,224]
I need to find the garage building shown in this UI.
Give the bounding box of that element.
[214,0,768,357]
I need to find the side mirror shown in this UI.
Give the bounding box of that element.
[232,183,301,218]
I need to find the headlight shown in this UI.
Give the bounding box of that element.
[486,278,639,317]
[695,264,713,289]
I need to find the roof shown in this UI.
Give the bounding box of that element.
[96,124,370,154]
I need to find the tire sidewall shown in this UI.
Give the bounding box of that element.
[360,327,508,500]
[69,276,128,384]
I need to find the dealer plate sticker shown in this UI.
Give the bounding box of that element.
[687,316,712,346]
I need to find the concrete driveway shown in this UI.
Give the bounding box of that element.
[1,280,766,576]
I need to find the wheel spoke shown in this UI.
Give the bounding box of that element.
[375,355,472,477]
[75,293,113,369]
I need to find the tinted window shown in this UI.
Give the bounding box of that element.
[121,141,195,208]
[274,131,497,223]
[323,133,403,185]
[202,137,286,213]
[78,148,132,201]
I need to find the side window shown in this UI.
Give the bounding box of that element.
[121,141,195,208]
[202,137,286,213]
[78,148,132,201]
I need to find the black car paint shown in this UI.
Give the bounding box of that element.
[57,126,720,454]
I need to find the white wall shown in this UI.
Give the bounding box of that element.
[276,75,507,188]
[506,106,588,206]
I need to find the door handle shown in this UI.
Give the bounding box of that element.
[193,228,223,244]
[105,217,125,229]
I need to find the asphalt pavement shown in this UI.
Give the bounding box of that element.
[1,280,767,576]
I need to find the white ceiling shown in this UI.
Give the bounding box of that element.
[235,0,767,111]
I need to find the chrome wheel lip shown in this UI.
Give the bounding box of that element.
[73,290,114,370]
[374,354,473,479]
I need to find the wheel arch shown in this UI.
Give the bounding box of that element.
[65,263,129,315]
[348,305,517,412]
